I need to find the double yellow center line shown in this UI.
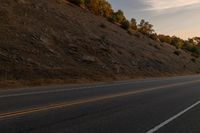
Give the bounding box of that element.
[0,79,200,120]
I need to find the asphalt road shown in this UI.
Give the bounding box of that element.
[1,75,200,133]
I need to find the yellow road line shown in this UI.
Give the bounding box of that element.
[0,79,200,120]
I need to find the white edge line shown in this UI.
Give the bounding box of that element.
[146,100,200,133]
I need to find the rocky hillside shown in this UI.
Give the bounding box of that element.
[0,0,200,88]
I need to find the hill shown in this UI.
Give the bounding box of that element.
[0,0,200,88]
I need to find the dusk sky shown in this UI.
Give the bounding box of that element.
[108,0,200,39]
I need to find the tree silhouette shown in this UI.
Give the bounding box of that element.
[138,19,154,35]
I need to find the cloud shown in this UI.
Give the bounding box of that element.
[146,0,200,11]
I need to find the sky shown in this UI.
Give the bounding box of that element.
[108,0,200,39]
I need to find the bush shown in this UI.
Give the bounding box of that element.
[149,33,158,41]
[69,0,85,6]
[127,30,133,35]
[196,68,200,73]
[189,46,200,58]
[100,23,106,28]
[158,35,172,44]
[174,50,181,56]
[191,58,196,63]
[183,42,194,51]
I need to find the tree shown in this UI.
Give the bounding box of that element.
[138,19,154,35]
[188,38,195,44]
[130,18,137,30]
[112,10,126,24]
[191,46,200,58]
[158,34,172,44]
[193,37,200,45]
[171,36,184,49]
[99,0,112,18]
[183,40,194,51]
[85,0,99,14]
[121,19,130,30]
[85,0,112,18]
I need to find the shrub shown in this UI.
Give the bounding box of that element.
[100,23,106,28]
[127,30,133,35]
[183,41,194,51]
[191,58,196,63]
[189,46,200,58]
[148,42,153,46]
[69,0,85,6]
[158,35,172,44]
[149,33,158,41]
[174,50,181,56]
[196,68,200,73]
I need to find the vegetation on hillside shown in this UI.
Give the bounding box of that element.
[68,0,200,58]
[1,0,200,88]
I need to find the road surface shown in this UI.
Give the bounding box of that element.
[1,75,200,133]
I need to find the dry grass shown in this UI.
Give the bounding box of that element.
[0,0,200,89]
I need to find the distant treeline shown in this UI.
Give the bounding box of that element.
[68,0,200,58]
